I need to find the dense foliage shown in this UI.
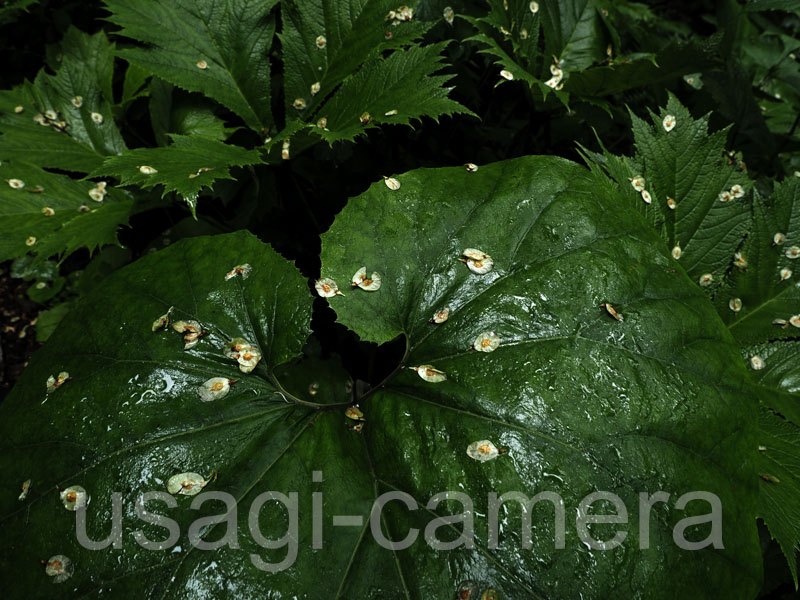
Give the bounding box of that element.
[1,0,800,598]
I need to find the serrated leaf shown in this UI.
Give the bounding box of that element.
[105,0,278,134]
[720,178,800,344]
[319,156,762,596]
[0,159,132,264]
[91,135,262,215]
[312,43,474,143]
[280,0,433,118]
[585,94,752,282]
[757,407,800,587]
[0,28,126,172]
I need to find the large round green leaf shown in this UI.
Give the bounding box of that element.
[1,158,762,599]
[320,156,762,598]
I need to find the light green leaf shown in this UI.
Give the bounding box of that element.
[0,159,133,264]
[105,0,278,133]
[91,135,262,215]
[320,156,762,596]
[0,29,126,172]
[719,178,800,345]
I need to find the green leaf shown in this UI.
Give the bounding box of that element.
[105,0,278,133]
[584,93,752,283]
[0,159,133,264]
[0,29,126,172]
[312,43,474,144]
[539,0,606,70]
[758,407,800,587]
[720,178,800,344]
[319,156,762,596]
[91,135,262,215]
[35,301,73,342]
[0,231,369,597]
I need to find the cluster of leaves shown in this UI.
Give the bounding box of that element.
[2,0,800,598]
[583,92,800,586]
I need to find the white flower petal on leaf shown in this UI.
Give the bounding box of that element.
[473,331,501,352]
[59,485,89,511]
[198,377,231,402]
[410,365,446,382]
[466,440,501,462]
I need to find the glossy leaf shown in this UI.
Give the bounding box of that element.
[320,156,762,597]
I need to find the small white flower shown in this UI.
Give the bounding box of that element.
[167,472,211,496]
[781,267,792,281]
[786,246,800,259]
[198,377,231,402]
[384,109,398,116]
[315,35,326,49]
[293,98,307,110]
[699,273,713,287]
[196,60,208,69]
[13,105,23,113]
[466,440,501,462]
[46,371,70,393]
[641,190,652,204]
[629,176,646,192]
[462,248,489,261]
[44,109,57,120]
[791,315,800,328]
[718,191,732,202]
[465,163,479,172]
[33,113,47,126]
[138,165,157,175]
[91,112,103,124]
[529,1,539,14]
[317,117,328,129]
[45,555,74,583]
[662,114,676,132]
[544,76,562,88]
[667,197,676,210]
[473,331,501,352]
[431,307,450,323]
[345,406,365,421]
[733,252,747,269]
[225,264,252,280]
[151,306,173,332]
[88,188,104,202]
[602,303,624,322]
[729,298,742,312]
[7,178,24,189]
[500,70,514,81]
[730,184,745,198]
[443,6,455,24]
[384,176,401,190]
[750,355,764,370]
[550,64,563,77]
[173,319,204,349]
[310,82,321,96]
[25,236,36,246]
[360,112,371,125]
[282,139,290,160]
[672,245,682,260]
[410,365,446,382]
[59,485,89,511]
[315,277,343,297]
[773,318,788,328]
[774,232,786,245]
[18,479,31,501]
[71,96,83,108]
[41,206,55,216]
[351,267,382,291]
